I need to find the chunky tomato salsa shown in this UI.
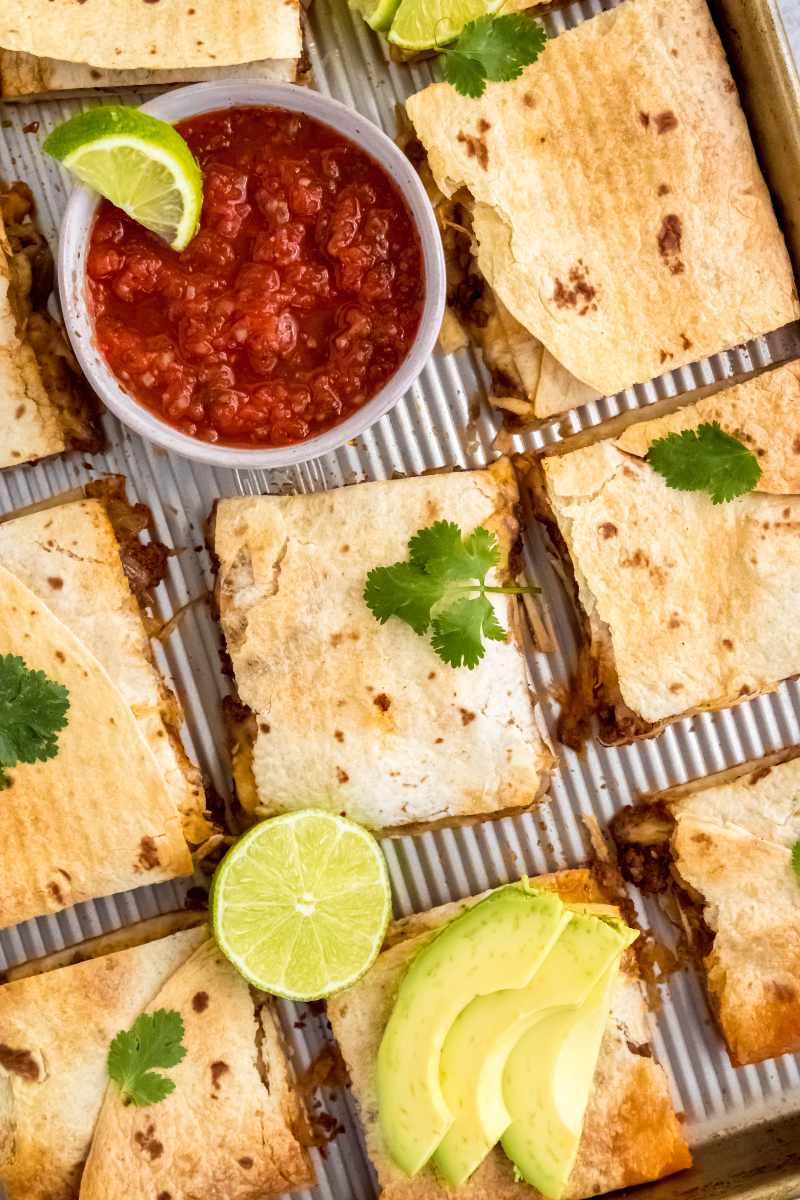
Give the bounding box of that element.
[87,106,425,447]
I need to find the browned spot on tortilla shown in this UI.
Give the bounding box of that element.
[14,404,25,419]
[192,991,209,1013]
[210,1061,229,1091]
[90,68,102,78]
[373,693,391,712]
[136,836,160,871]
[655,110,678,133]
[722,638,734,650]
[553,260,597,315]
[457,129,489,170]
[239,1157,254,1169]
[0,1045,40,1081]
[330,632,343,647]
[47,576,63,590]
[657,183,671,196]
[158,1192,172,1200]
[657,214,684,275]
[738,685,752,697]
[259,722,271,733]
[724,77,737,92]
[435,736,444,744]
[340,544,349,553]
[134,1124,163,1160]
[522,93,535,107]
[599,522,617,539]
[336,767,349,784]
[638,110,650,128]
[793,435,800,453]
[47,880,64,905]
[334,729,344,743]
[668,615,681,629]
[626,1040,653,1058]
[668,683,683,693]
[771,980,797,1003]
[749,765,772,784]
[459,708,476,726]
[478,118,490,132]
[692,831,713,847]
[622,549,649,568]
[55,650,66,662]
[680,333,692,350]
[428,670,436,679]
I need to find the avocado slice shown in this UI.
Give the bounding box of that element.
[432,914,633,1187]
[501,940,636,1199]
[377,885,570,1176]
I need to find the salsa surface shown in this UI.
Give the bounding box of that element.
[87,105,425,447]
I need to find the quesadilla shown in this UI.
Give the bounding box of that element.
[0,920,312,1199]
[611,749,800,1066]
[0,479,210,929]
[0,0,304,98]
[0,182,100,467]
[212,459,554,833]
[404,0,798,427]
[529,361,800,745]
[328,867,691,1199]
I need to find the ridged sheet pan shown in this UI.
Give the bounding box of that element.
[2,0,800,1195]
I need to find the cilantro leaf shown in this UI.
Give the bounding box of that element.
[409,520,499,582]
[364,521,537,669]
[442,14,547,99]
[108,1009,187,1107]
[646,422,762,504]
[0,654,69,790]
[792,841,800,882]
[431,595,507,669]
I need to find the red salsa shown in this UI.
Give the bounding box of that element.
[87,106,425,447]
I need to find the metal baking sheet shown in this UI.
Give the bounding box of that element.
[2,0,800,1195]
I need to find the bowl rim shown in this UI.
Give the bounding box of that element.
[57,79,446,469]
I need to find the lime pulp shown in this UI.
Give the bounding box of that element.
[388,0,504,50]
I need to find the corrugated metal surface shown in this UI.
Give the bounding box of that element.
[2,0,800,1194]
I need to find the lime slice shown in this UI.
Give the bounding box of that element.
[350,0,402,31]
[388,0,504,50]
[211,811,392,1001]
[44,106,202,252]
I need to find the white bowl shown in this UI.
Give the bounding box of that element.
[57,81,446,469]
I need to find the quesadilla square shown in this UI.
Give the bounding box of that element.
[530,361,800,745]
[0,182,101,468]
[404,0,798,424]
[327,867,691,1199]
[0,0,304,98]
[0,920,313,1199]
[611,750,800,1066]
[0,479,211,929]
[212,459,554,833]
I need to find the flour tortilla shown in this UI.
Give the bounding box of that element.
[0,0,302,70]
[79,939,312,1200]
[0,51,301,98]
[0,926,207,1200]
[405,0,798,403]
[539,361,800,740]
[212,459,554,833]
[328,868,691,1199]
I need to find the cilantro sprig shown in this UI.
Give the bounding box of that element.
[442,14,547,99]
[646,422,762,505]
[0,654,69,790]
[364,520,538,669]
[108,1009,187,1107]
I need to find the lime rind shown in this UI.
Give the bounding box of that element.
[349,0,402,31]
[44,105,202,251]
[211,810,392,1002]
[387,0,504,50]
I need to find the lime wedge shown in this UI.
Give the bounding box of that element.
[44,106,202,252]
[350,0,402,31]
[388,0,504,50]
[211,811,392,1001]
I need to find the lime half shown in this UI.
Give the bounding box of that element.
[388,0,504,49]
[211,811,392,1001]
[350,0,402,31]
[44,106,202,251]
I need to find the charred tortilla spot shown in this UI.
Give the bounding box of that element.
[157,1192,172,1200]
[522,93,535,107]
[210,1060,229,1091]
[657,214,684,275]
[47,880,64,904]
[771,981,797,1003]
[668,683,683,693]
[722,637,734,650]
[793,435,800,454]
[599,522,617,539]
[748,765,772,784]
[239,1157,254,1169]
[134,1124,163,1160]
[680,333,692,350]
[655,110,678,133]
[478,118,490,132]
[456,130,489,170]
[552,261,597,315]
[0,1044,40,1081]
[459,708,476,726]
[336,767,350,784]
[47,576,63,590]
[259,722,271,733]
[638,111,650,128]
[136,836,160,871]
[192,991,209,1013]
[373,693,391,712]
[14,404,25,418]
[657,183,671,196]
[334,729,344,742]
[626,1040,653,1058]
[724,77,737,92]
[668,615,681,629]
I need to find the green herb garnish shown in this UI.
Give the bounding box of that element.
[792,841,800,882]
[646,421,762,504]
[364,520,538,669]
[0,653,69,790]
[108,1010,187,1107]
[442,14,547,99]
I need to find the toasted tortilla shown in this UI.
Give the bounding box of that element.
[405,0,798,405]
[0,926,207,1200]
[0,493,209,927]
[0,0,302,71]
[536,361,800,743]
[0,51,301,97]
[612,751,800,1066]
[212,459,554,833]
[327,868,691,1199]
[0,183,99,467]
[78,938,312,1199]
